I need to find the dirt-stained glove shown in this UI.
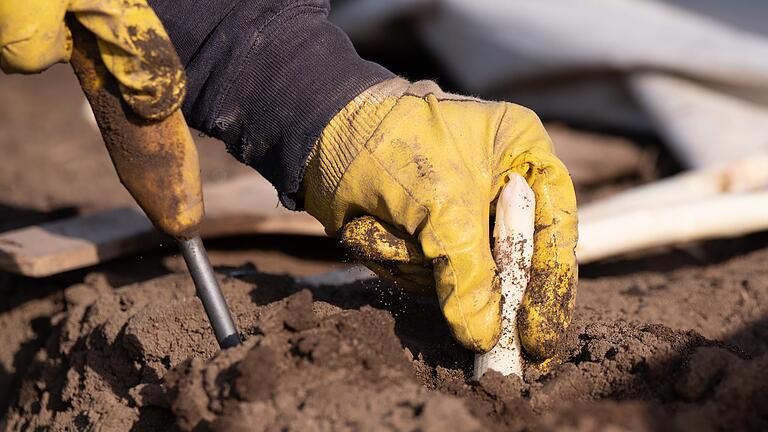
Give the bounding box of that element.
[302,78,578,357]
[0,0,185,119]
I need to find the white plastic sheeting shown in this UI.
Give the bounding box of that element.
[332,0,768,168]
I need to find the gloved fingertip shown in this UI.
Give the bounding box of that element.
[450,304,502,353]
[517,263,577,360]
[518,322,562,360]
[341,216,422,263]
[441,271,503,353]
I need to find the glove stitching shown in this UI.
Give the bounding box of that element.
[319,91,404,214]
[492,103,510,160]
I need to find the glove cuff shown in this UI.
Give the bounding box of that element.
[302,78,410,229]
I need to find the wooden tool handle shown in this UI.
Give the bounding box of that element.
[68,19,204,237]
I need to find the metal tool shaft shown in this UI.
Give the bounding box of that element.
[177,235,240,348]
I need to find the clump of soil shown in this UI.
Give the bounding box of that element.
[164,293,480,431]
[4,247,768,430]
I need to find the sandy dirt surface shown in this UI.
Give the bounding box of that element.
[1,69,766,431]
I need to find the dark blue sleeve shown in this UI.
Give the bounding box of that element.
[147,0,394,209]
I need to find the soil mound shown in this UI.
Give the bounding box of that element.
[164,292,480,431]
[4,272,480,431]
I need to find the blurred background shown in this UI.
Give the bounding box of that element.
[1,0,768,270]
[331,0,768,165]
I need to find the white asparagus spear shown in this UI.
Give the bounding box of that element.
[579,152,768,221]
[578,191,768,264]
[474,173,535,380]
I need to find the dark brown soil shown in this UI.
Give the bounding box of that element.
[2,243,767,431]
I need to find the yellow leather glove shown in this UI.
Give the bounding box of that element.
[303,78,578,358]
[0,0,184,119]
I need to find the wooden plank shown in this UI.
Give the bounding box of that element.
[0,174,325,277]
[0,208,158,277]
[199,175,324,238]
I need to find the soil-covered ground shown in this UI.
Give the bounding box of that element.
[2,244,767,431]
[1,67,766,431]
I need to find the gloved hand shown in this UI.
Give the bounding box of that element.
[303,78,578,358]
[0,0,184,119]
